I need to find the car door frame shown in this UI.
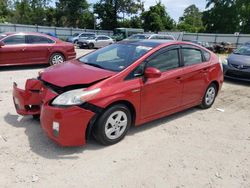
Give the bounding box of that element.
[0,34,27,66]
[25,35,54,64]
[179,44,211,107]
[139,44,185,121]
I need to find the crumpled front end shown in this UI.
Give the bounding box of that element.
[12,78,98,146]
[13,79,43,115]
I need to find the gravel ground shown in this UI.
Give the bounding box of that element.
[0,49,250,188]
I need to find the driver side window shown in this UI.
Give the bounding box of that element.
[147,49,180,72]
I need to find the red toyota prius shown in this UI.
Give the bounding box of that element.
[13,40,223,146]
[0,32,76,66]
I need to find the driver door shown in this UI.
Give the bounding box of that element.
[140,46,184,119]
[0,35,27,65]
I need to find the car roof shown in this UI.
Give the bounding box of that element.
[1,32,59,41]
[96,35,110,37]
[80,32,96,35]
[118,40,207,49]
[118,39,175,48]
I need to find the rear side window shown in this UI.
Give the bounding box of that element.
[27,35,54,44]
[203,50,211,61]
[3,35,25,45]
[182,48,203,66]
[148,49,180,72]
[97,36,108,40]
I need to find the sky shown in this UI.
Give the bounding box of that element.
[52,0,208,22]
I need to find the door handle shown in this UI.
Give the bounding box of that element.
[176,76,182,83]
[22,48,25,51]
[200,68,208,73]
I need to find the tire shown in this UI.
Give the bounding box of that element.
[32,114,40,120]
[88,43,94,49]
[200,83,217,109]
[49,53,65,66]
[93,104,131,146]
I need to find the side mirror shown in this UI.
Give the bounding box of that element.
[0,41,4,47]
[144,67,161,78]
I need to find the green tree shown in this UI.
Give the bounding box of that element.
[93,0,144,30]
[141,2,174,32]
[11,0,32,24]
[10,0,50,25]
[237,0,250,33]
[55,0,93,28]
[177,5,204,33]
[0,0,10,23]
[202,0,240,33]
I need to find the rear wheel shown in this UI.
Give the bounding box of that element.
[49,53,65,65]
[200,83,217,109]
[93,104,131,145]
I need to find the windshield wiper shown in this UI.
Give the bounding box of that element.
[84,63,104,69]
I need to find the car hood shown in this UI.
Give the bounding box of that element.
[40,59,116,87]
[228,53,250,65]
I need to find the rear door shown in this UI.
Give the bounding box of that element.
[180,45,211,106]
[25,35,55,64]
[0,35,27,65]
[140,45,184,119]
[95,36,109,48]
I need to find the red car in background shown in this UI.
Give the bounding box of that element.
[13,40,223,146]
[0,32,76,66]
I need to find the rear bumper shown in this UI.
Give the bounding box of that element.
[40,103,95,146]
[223,64,250,81]
[67,52,76,60]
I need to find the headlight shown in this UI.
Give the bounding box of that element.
[52,88,101,106]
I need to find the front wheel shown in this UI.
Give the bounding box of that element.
[49,53,65,65]
[200,83,217,109]
[88,43,94,49]
[93,104,131,145]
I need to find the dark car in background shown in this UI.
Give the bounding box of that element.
[0,32,76,66]
[223,45,250,81]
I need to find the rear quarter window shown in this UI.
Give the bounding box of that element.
[203,50,211,61]
[182,48,203,66]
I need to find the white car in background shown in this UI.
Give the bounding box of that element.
[77,35,114,49]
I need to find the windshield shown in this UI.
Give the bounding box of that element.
[79,44,152,72]
[234,46,250,56]
[128,35,148,40]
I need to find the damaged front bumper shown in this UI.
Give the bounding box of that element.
[12,78,98,146]
[13,79,43,115]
